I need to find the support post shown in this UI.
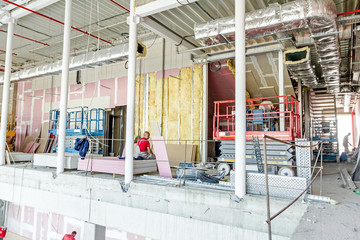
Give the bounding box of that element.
[278,50,285,131]
[202,64,208,163]
[298,80,303,138]
[0,18,15,166]
[234,0,246,199]
[304,88,310,139]
[57,0,72,175]
[83,222,106,240]
[124,0,138,186]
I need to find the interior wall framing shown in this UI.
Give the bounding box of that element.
[13,37,204,161]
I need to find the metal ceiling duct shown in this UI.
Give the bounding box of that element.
[284,47,317,86]
[0,44,129,82]
[194,0,340,87]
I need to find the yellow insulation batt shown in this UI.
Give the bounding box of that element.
[180,67,192,144]
[132,65,204,161]
[147,73,156,135]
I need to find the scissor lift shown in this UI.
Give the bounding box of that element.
[213,95,300,175]
[49,106,104,154]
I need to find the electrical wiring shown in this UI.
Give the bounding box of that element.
[147,35,158,50]
[175,35,194,47]
[209,61,222,72]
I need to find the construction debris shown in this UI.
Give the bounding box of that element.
[339,168,357,190]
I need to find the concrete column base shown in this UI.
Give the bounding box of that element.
[83,222,106,240]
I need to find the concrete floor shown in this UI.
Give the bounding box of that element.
[292,162,360,240]
[4,231,29,240]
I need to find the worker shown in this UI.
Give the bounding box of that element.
[133,131,155,160]
[62,231,77,240]
[343,133,352,153]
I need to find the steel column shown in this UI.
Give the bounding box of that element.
[235,0,246,198]
[298,80,303,137]
[124,0,138,185]
[202,64,208,163]
[279,50,285,131]
[0,18,15,165]
[57,0,72,174]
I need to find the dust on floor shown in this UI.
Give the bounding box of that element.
[292,162,360,240]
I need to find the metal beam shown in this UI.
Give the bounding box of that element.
[141,17,196,50]
[0,0,61,22]
[136,0,199,17]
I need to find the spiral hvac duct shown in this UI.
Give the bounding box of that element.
[194,0,340,87]
[0,44,129,82]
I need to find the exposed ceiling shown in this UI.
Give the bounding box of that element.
[0,0,359,102]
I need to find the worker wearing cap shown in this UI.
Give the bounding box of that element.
[343,133,352,153]
[62,231,77,240]
[133,131,155,160]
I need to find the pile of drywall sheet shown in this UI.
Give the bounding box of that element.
[77,157,157,175]
[33,153,80,169]
[20,122,56,154]
[166,144,197,166]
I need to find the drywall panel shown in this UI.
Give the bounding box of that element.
[116,76,127,106]
[100,78,115,108]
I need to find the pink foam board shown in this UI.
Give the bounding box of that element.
[69,84,82,100]
[24,142,40,153]
[55,87,61,102]
[15,106,23,151]
[43,112,49,121]
[44,88,56,103]
[24,81,32,91]
[84,82,97,98]
[10,204,22,221]
[100,78,115,107]
[23,206,35,226]
[34,89,43,97]
[151,136,172,178]
[78,157,157,175]
[18,81,23,94]
[22,93,32,122]
[36,212,48,240]
[116,76,127,106]
[32,98,43,135]
[78,157,124,174]
[51,213,64,234]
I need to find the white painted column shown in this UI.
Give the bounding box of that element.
[235,0,246,199]
[278,50,285,131]
[202,64,208,163]
[125,0,138,186]
[57,0,72,175]
[0,18,15,165]
[83,222,106,240]
[298,80,303,137]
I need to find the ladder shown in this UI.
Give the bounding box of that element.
[252,136,264,173]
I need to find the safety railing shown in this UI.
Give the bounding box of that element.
[213,95,301,141]
[262,135,323,240]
